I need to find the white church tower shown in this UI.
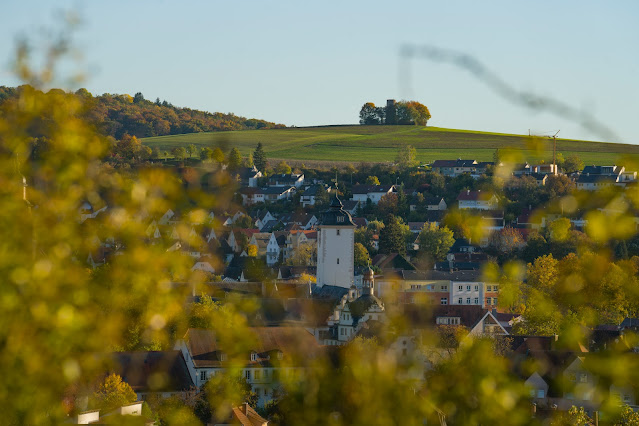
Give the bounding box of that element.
[316,195,356,288]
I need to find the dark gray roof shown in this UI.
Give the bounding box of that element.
[577,174,617,184]
[262,186,295,195]
[431,159,477,168]
[319,196,356,227]
[351,184,395,194]
[110,351,194,392]
[401,269,483,281]
[424,197,445,206]
[582,165,620,176]
[311,284,349,300]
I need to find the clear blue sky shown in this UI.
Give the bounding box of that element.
[2,0,638,143]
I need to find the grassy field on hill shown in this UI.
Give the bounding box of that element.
[142,125,639,165]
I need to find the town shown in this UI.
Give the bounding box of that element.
[73,146,639,424]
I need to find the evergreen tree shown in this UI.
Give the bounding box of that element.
[379,214,406,255]
[253,142,267,172]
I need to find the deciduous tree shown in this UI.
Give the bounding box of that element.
[418,223,455,262]
[365,176,380,185]
[92,373,137,412]
[354,242,371,267]
[171,146,187,160]
[359,102,383,125]
[275,160,292,174]
[227,147,242,170]
[397,144,418,168]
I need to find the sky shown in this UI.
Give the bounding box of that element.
[2,0,638,144]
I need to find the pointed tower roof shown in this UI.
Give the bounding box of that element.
[319,194,356,227]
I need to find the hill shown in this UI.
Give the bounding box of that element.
[0,86,284,140]
[141,125,639,165]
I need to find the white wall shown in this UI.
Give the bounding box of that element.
[317,225,354,288]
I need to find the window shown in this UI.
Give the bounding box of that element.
[337,258,340,265]
[537,390,545,398]
[441,285,447,291]
[336,229,340,236]
[624,394,631,403]
[474,297,479,305]
[200,371,207,382]
[251,352,257,361]
[580,373,588,383]
[466,298,471,304]
[220,352,227,362]
[474,285,479,291]
[441,297,448,305]
[458,285,463,291]
[466,285,471,291]
[337,216,344,223]
[494,285,499,292]
[255,370,261,380]
[458,298,463,304]
[494,298,498,305]
[245,370,251,380]
[277,351,283,360]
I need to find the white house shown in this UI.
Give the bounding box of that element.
[350,184,397,205]
[430,159,478,177]
[268,173,305,188]
[457,190,499,210]
[265,233,282,266]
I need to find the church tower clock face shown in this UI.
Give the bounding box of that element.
[317,195,356,288]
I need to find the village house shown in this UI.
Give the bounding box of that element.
[300,184,330,207]
[430,159,478,177]
[235,166,263,188]
[350,184,397,204]
[457,190,500,210]
[175,327,320,406]
[267,173,305,188]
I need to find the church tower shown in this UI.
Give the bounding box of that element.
[316,195,356,288]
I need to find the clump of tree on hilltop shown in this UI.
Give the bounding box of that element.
[359,99,431,126]
[0,85,285,140]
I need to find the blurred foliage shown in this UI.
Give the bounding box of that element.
[5,19,639,426]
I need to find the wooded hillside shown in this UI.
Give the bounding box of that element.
[0,86,285,140]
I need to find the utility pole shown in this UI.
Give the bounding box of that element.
[551,130,560,175]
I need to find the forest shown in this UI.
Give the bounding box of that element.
[0,85,285,140]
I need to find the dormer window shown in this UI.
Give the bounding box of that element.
[220,352,227,362]
[337,216,344,223]
[250,352,258,362]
